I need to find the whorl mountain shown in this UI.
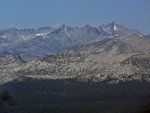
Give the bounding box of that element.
[0,22,141,61]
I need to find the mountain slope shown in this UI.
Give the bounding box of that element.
[0,55,25,84]
[9,34,150,84]
[0,22,141,61]
[67,34,150,55]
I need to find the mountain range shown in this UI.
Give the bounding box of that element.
[0,22,141,61]
[0,33,150,84]
[0,22,150,113]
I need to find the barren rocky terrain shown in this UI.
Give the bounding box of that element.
[0,34,150,85]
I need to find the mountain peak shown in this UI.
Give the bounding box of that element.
[59,24,67,28]
[98,22,141,36]
[108,21,116,26]
[0,22,143,61]
[84,24,92,28]
[37,26,52,31]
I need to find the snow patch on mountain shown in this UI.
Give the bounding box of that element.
[113,25,118,31]
[0,36,7,39]
[36,33,45,36]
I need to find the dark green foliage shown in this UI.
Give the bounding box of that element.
[1,78,150,113]
[0,90,15,113]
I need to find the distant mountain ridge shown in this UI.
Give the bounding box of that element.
[67,34,150,55]
[0,22,141,61]
[0,34,148,84]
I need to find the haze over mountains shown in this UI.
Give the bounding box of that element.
[0,22,141,61]
[0,22,150,113]
[0,22,150,85]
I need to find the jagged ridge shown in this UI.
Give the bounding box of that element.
[0,22,141,61]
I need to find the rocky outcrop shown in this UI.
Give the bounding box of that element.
[0,55,25,84]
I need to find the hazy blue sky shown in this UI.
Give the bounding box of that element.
[0,0,150,34]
